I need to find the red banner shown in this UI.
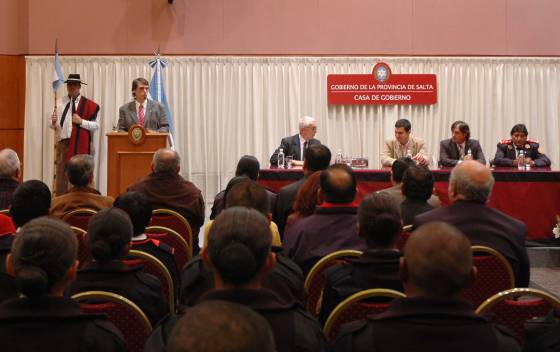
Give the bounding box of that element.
[327,63,437,105]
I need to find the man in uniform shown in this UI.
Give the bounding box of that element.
[50,74,100,195]
[493,123,551,167]
[381,119,429,167]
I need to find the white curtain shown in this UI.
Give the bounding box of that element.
[25,56,560,209]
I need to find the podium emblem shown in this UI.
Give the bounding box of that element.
[128,124,147,145]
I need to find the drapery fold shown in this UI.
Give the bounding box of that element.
[25,56,560,207]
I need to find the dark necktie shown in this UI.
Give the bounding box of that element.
[71,97,76,114]
[303,141,308,160]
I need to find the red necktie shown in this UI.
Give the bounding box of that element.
[138,104,145,126]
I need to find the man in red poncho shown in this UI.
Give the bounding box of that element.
[50,74,99,195]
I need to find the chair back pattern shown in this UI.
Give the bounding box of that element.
[145,225,191,270]
[150,208,193,250]
[62,208,98,231]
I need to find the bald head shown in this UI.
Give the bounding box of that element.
[449,160,494,203]
[320,164,357,203]
[403,222,473,297]
[152,148,181,173]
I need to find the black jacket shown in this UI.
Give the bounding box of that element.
[270,134,321,166]
[493,140,551,167]
[439,138,486,167]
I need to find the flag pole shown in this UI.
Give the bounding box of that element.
[52,39,59,195]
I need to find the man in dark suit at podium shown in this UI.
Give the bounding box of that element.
[439,121,486,167]
[118,77,169,132]
[270,116,321,167]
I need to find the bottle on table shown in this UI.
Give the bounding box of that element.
[467,148,472,159]
[518,150,525,171]
[335,150,343,164]
[277,148,285,169]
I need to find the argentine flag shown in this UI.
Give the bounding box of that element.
[52,51,64,92]
[149,57,175,148]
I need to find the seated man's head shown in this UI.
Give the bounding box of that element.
[8,217,78,297]
[114,191,152,237]
[167,300,275,352]
[402,165,434,202]
[87,208,133,261]
[394,118,412,145]
[449,160,494,204]
[319,164,357,204]
[203,207,274,289]
[450,120,470,145]
[0,148,20,181]
[402,222,475,298]
[10,180,51,228]
[66,154,94,188]
[304,144,331,174]
[359,192,401,249]
[225,179,270,220]
[299,116,317,141]
[235,155,260,181]
[510,123,529,148]
[152,148,181,174]
[390,157,415,185]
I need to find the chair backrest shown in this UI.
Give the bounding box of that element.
[475,288,560,344]
[62,208,98,231]
[124,249,175,313]
[462,246,515,308]
[150,208,193,249]
[395,225,413,251]
[72,290,152,352]
[304,250,363,316]
[145,225,192,270]
[323,288,406,343]
[70,226,90,267]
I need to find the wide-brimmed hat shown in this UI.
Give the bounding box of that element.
[64,73,87,85]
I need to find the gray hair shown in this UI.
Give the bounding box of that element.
[299,116,316,129]
[0,148,20,178]
[152,148,181,173]
[450,165,495,203]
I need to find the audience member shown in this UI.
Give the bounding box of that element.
[50,154,113,218]
[414,160,530,287]
[114,191,180,290]
[210,155,276,219]
[148,207,327,352]
[400,165,436,225]
[0,148,20,210]
[183,179,304,306]
[319,192,403,324]
[379,157,440,208]
[284,164,366,275]
[333,222,520,352]
[127,148,205,252]
[167,300,275,352]
[273,144,331,236]
[0,217,126,351]
[67,208,167,325]
[285,171,322,232]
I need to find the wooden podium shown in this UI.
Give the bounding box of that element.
[106,127,168,198]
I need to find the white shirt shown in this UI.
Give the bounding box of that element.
[50,94,99,140]
[299,134,307,160]
[135,99,148,120]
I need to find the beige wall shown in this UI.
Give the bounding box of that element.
[1,0,560,55]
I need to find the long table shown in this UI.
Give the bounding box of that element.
[258,168,560,241]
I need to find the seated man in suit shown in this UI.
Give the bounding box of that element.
[381,118,429,166]
[439,120,486,166]
[283,164,366,275]
[117,77,169,132]
[333,222,520,352]
[50,154,114,218]
[493,123,551,167]
[414,160,530,287]
[270,116,321,167]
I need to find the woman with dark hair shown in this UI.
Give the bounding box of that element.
[67,207,166,325]
[285,171,321,233]
[319,192,404,324]
[148,207,327,352]
[0,217,126,351]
